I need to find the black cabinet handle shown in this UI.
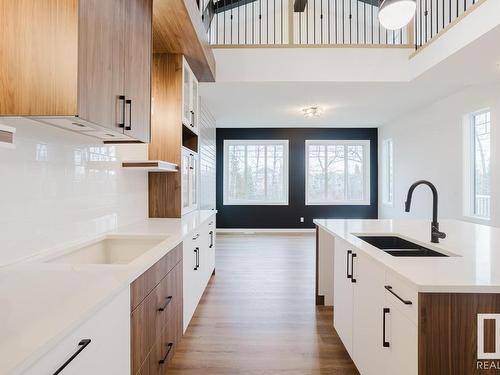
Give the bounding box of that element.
[158,343,174,365]
[346,250,352,279]
[192,233,199,240]
[196,247,200,268]
[53,339,91,375]
[157,296,173,312]
[194,248,199,270]
[383,308,390,347]
[384,285,413,305]
[125,99,132,131]
[209,230,214,248]
[190,110,195,127]
[350,253,357,283]
[118,95,126,128]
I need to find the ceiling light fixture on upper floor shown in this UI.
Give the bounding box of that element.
[302,106,323,118]
[378,0,416,30]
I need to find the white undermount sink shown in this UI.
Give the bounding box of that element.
[45,237,167,265]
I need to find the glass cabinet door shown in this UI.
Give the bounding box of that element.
[191,77,199,132]
[182,60,192,127]
[182,150,190,210]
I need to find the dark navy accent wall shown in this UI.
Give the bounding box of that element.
[216,128,378,228]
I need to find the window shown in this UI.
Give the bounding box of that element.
[465,110,491,219]
[382,139,394,206]
[223,140,288,205]
[305,140,370,205]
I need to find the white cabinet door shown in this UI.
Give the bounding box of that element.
[352,252,387,375]
[333,238,354,357]
[384,297,418,375]
[182,58,192,128]
[182,148,191,213]
[183,233,202,332]
[182,148,198,215]
[21,288,130,375]
[191,76,199,134]
[190,153,198,210]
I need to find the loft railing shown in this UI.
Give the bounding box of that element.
[202,0,485,49]
[414,0,480,49]
[205,0,412,46]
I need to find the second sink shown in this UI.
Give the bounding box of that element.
[356,235,448,257]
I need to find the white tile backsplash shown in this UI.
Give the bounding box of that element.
[0,117,148,266]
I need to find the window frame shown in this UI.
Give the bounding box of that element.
[381,138,394,207]
[223,139,289,206]
[463,108,491,221]
[305,139,371,206]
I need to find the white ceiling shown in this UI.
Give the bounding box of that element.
[200,25,500,128]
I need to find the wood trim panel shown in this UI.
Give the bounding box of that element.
[419,292,500,375]
[0,0,78,115]
[148,53,184,218]
[131,243,183,311]
[153,0,215,82]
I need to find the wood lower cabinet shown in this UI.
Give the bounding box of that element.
[0,0,151,142]
[131,243,183,374]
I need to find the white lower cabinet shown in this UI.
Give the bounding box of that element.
[333,238,418,375]
[183,216,216,332]
[352,251,386,375]
[21,287,130,375]
[333,238,354,356]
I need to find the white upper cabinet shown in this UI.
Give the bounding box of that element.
[182,147,199,215]
[182,58,199,134]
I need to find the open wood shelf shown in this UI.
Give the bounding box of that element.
[122,160,177,172]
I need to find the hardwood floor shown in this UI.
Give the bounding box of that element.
[167,233,359,375]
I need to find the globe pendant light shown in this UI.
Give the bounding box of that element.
[378,0,416,30]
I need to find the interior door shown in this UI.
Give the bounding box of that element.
[333,238,354,357]
[352,252,387,375]
[78,0,125,131]
[124,0,152,142]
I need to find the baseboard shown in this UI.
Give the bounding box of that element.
[216,228,315,234]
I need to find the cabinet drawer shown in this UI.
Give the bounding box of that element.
[131,243,182,310]
[385,271,418,324]
[131,261,182,374]
[143,303,182,375]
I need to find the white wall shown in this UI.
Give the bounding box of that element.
[378,83,500,226]
[0,118,148,266]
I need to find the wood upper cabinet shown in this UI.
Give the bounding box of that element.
[0,0,152,143]
[124,0,152,142]
[78,0,126,132]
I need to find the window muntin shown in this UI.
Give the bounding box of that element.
[306,140,370,205]
[223,140,289,205]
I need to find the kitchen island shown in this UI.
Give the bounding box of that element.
[315,218,500,375]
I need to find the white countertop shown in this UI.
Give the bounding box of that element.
[314,218,500,293]
[0,210,216,375]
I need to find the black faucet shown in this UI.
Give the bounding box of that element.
[404,180,446,243]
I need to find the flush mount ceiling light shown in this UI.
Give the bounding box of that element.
[378,0,416,30]
[302,106,323,118]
